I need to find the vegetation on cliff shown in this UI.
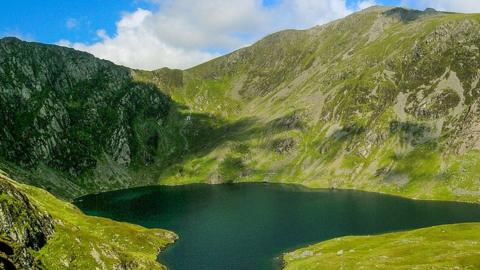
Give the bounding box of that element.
[0,37,173,199]
[0,170,176,270]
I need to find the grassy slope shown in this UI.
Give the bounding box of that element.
[1,172,176,270]
[133,8,480,204]
[283,223,480,269]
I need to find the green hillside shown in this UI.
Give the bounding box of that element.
[284,223,480,269]
[137,6,480,203]
[0,171,176,269]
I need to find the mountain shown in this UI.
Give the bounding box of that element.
[2,5,480,269]
[3,7,480,203]
[137,6,480,203]
[0,37,178,198]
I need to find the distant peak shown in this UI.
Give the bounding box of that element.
[381,6,442,22]
[360,5,395,12]
[358,5,442,19]
[0,36,23,43]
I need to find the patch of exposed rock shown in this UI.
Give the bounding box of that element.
[0,173,54,269]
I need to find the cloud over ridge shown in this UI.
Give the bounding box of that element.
[401,0,480,13]
[59,0,376,70]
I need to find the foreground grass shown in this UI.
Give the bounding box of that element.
[284,223,480,270]
[4,174,177,270]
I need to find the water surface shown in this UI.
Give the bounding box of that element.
[75,184,480,270]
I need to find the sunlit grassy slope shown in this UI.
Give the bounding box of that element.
[1,172,176,269]
[283,223,480,269]
[134,6,480,203]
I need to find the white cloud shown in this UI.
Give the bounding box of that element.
[58,0,374,70]
[271,0,353,28]
[357,1,378,10]
[401,0,480,13]
[66,18,78,29]
[58,8,217,70]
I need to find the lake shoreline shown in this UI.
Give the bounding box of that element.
[75,183,480,270]
[75,180,480,205]
[74,181,480,269]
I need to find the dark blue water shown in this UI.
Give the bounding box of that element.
[74,183,480,270]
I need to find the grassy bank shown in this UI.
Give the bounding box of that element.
[1,172,177,269]
[283,223,480,269]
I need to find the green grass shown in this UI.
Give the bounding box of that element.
[2,174,177,270]
[127,9,480,206]
[284,223,480,270]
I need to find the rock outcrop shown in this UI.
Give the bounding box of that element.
[0,172,54,269]
[0,38,172,198]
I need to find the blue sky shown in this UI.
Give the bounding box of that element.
[1,0,479,70]
[0,1,154,43]
[1,0,397,44]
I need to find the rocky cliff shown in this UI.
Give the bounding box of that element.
[0,38,172,198]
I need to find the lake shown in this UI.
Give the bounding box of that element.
[74,183,480,270]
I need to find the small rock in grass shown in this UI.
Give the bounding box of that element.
[301,251,314,257]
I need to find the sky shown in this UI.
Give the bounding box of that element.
[1,0,480,70]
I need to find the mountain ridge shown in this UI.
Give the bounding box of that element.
[134,6,480,203]
[2,6,480,202]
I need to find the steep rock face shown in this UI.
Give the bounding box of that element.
[0,171,54,269]
[0,38,172,198]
